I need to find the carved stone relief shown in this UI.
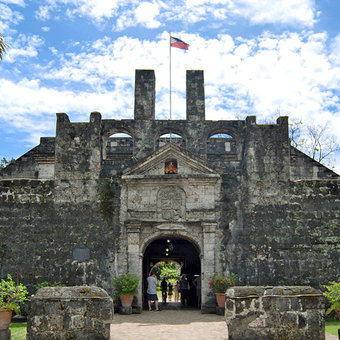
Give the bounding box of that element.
[157,186,186,221]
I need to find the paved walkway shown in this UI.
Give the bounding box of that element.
[110,302,338,340]
[110,309,228,340]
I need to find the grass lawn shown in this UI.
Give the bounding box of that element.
[9,322,27,340]
[326,320,340,336]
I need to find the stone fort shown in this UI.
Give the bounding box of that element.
[0,70,339,312]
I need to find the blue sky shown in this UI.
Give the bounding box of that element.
[1,0,340,173]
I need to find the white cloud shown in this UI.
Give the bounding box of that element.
[0,0,25,6]
[234,0,316,27]
[17,31,340,131]
[4,34,44,63]
[35,6,52,20]
[0,77,134,144]
[0,3,24,32]
[22,0,317,29]
[330,34,340,65]
[67,0,123,21]
[134,2,161,29]
[42,36,167,89]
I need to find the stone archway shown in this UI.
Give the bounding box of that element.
[142,236,201,309]
[125,223,217,313]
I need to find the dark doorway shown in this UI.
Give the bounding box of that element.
[143,236,201,309]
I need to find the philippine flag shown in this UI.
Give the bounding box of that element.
[170,36,189,50]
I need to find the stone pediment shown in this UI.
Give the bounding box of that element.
[122,143,222,178]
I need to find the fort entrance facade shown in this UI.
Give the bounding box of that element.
[0,69,339,313]
[118,141,222,311]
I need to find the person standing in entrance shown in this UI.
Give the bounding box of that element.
[168,282,173,301]
[179,275,190,306]
[147,273,160,311]
[174,281,180,302]
[161,278,168,304]
[193,274,201,307]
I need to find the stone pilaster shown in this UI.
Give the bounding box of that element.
[201,222,217,313]
[126,222,142,307]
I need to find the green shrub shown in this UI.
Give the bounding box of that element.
[112,274,139,297]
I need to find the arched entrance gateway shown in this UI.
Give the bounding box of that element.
[119,143,223,313]
[143,236,201,308]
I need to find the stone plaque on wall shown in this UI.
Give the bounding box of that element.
[72,245,91,262]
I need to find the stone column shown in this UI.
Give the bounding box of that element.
[186,70,205,121]
[134,70,155,120]
[201,222,217,313]
[126,222,142,309]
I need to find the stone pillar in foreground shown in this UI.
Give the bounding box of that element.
[27,286,113,340]
[225,286,325,340]
[0,329,11,340]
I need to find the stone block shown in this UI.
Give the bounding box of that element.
[280,312,297,327]
[298,313,307,328]
[226,299,234,311]
[225,286,325,340]
[275,296,290,311]
[0,329,11,340]
[27,286,113,340]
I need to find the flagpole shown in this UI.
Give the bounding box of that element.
[169,32,172,142]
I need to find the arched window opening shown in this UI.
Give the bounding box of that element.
[105,132,133,160]
[207,132,236,156]
[157,133,185,149]
[209,133,233,139]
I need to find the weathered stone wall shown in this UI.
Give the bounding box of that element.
[223,179,340,286]
[54,111,102,203]
[290,147,339,180]
[27,286,113,340]
[0,138,55,180]
[225,286,325,340]
[0,179,119,296]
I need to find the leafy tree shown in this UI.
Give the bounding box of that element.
[289,120,304,149]
[1,158,15,168]
[160,264,181,282]
[289,121,340,168]
[0,33,8,60]
[152,261,181,282]
[151,262,162,279]
[305,124,339,164]
[0,157,15,169]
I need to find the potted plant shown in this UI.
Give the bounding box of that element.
[209,274,237,307]
[323,281,340,320]
[112,274,139,307]
[0,274,28,330]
